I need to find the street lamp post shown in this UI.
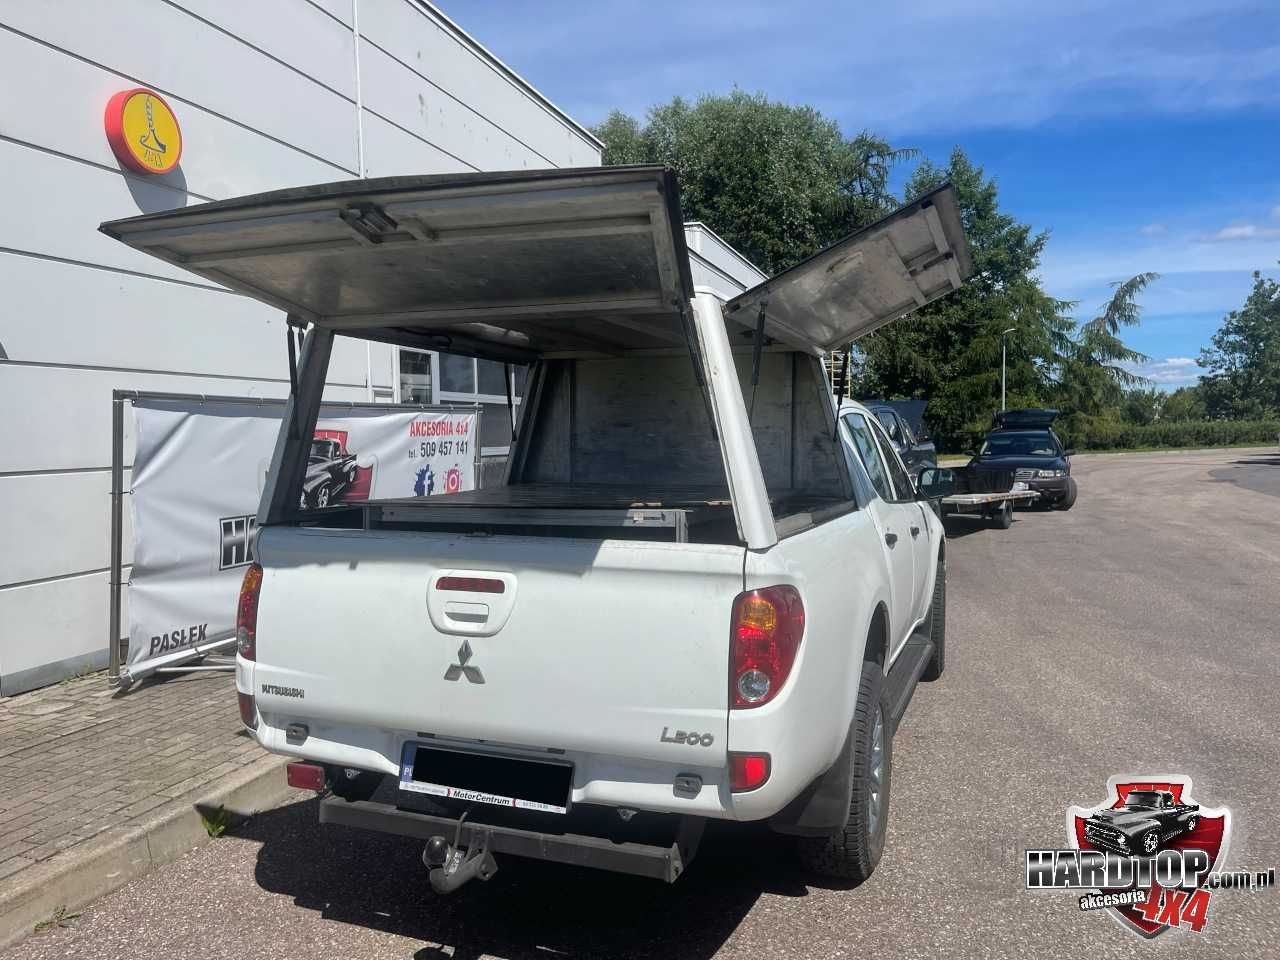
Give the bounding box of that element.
[1000,327,1016,411]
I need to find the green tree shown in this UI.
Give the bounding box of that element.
[853,147,1073,448]
[1058,272,1159,418]
[1159,385,1206,421]
[591,92,912,274]
[1119,387,1164,425]
[1198,270,1280,419]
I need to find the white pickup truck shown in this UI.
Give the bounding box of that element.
[102,167,971,891]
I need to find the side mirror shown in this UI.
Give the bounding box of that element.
[916,467,956,500]
[1063,448,1075,457]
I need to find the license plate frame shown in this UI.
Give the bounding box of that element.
[398,742,573,814]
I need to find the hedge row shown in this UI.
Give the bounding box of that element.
[1056,419,1280,452]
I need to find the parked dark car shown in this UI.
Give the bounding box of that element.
[865,400,937,482]
[968,409,1076,509]
[1084,789,1201,857]
[301,437,357,509]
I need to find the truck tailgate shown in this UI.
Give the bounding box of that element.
[253,527,743,765]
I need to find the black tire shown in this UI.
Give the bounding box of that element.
[1054,477,1077,511]
[921,557,946,681]
[990,500,1013,529]
[795,659,891,884]
[328,767,383,802]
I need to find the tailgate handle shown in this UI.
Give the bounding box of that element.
[444,601,489,624]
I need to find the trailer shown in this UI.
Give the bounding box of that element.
[939,483,1039,529]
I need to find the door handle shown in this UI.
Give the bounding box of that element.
[910,525,921,538]
[884,532,898,547]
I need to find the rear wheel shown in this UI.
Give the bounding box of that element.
[795,658,892,884]
[989,500,1013,529]
[921,557,946,681]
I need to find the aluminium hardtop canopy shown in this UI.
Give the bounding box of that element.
[725,183,972,351]
[100,166,971,362]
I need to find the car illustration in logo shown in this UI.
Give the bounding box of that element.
[301,436,358,509]
[1082,788,1201,857]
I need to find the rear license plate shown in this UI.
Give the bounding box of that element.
[398,742,572,814]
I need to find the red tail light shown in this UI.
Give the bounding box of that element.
[286,762,327,792]
[436,576,505,594]
[730,753,771,791]
[236,563,263,661]
[730,585,804,708]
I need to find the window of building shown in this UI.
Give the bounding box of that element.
[439,352,476,394]
[398,349,433,404]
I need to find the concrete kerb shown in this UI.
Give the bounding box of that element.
[0,753,296,950]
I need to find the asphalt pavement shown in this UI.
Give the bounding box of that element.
[9,448,1280,959]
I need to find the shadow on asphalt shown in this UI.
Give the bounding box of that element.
[942,517,995,539]
[1232,456,1280,466]
[235,795,858,959]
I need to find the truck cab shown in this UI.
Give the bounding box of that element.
[101,167,972,891]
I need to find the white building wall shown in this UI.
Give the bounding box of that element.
[684,222,769,300]
[0,0,601,694]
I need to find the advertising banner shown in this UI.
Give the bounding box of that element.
[126,397,479,681]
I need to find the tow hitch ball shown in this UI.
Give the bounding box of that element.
[422,819,498,894]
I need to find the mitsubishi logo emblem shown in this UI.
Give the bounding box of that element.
[443,639,485,684]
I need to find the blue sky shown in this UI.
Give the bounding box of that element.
[441,1,1280,388]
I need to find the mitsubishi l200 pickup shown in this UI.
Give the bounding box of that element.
[101,167,972,892]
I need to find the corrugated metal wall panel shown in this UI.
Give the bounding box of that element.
[0,0,601,690]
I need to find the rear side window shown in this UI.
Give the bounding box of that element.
[875,409,902,443]
[868,418,915,502]
[843,413,893,502]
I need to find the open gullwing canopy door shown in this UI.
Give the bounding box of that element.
[102,168,970,358]
[99,166,697,362]
[724,183,973,352]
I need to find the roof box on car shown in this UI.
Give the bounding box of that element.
[993,408,1059,429]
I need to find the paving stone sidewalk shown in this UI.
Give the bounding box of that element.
[0,671,262,886]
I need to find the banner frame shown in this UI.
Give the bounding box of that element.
[107,389,483,688]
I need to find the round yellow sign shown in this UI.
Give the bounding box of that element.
[105,88,183,175]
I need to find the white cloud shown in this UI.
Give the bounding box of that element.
[1203,223,1280,242]
[1138,223,1167,237]
[1121,357,1203,386]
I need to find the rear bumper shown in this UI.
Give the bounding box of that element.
[249,712,807,823]
[319,796,699,882]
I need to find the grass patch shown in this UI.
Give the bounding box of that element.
[34,905,80,934]
[200,805,233,838]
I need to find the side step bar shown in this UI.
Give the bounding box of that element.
[319,797,701,883]
[884,635,935,733]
